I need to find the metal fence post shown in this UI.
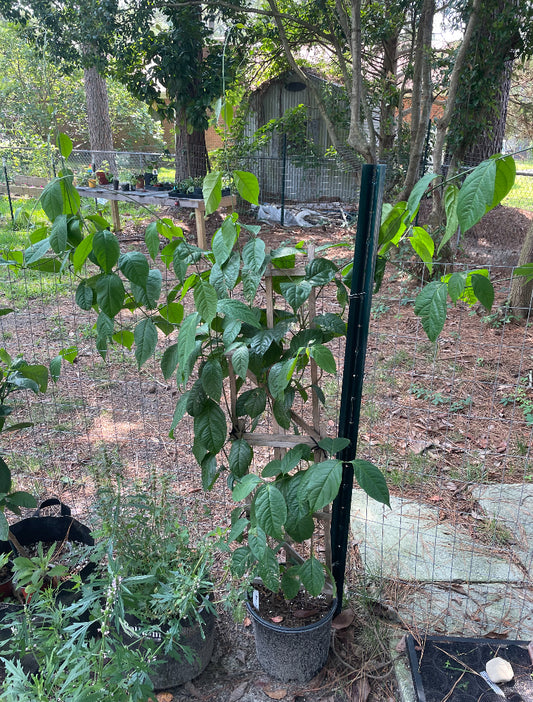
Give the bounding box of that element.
[330,163,386,614]
[280,134,287,226]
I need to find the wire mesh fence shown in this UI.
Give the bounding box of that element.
[0,239,531,640]
[1,144,532,212]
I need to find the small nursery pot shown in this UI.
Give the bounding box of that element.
[121,605,215,690]
[246,592,337,683]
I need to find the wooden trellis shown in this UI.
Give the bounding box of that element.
[227,247,333,568]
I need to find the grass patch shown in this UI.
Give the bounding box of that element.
[502,173,533,210]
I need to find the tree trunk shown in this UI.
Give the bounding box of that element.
[460,60,513,165]
[83,66,116,173]
[508,221,533,317]
[174,107,208,180]
[397,0,434,200]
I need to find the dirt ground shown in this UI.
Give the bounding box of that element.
[0,201,531,701]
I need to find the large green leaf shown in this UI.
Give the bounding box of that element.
[305,258,337,286]
[236,388,266,418]
[217,299,260,327]
[491,155,516,208]
[75,281,95,311]
[221,249,241,289]
[438,184,459,254]
[471,273,494,311]
[413,281,448,342]
[194,400,227,454]
[379,201,408,247]
[229,439,253,479]
[352,459,390,506]
[24,237,50,266]
[95,274,125,319]
[272,399,291,430]
[72,232,94,272]
[309,344,336,374]
[456,158,496,233]
[281,566,301,599]
[446,272,466,304]
[131,269,162,309]
[203,170,222,215]
[119,251,149,286]
[301,459,342,512]
[231,547,252,577]
[248,526,267,560]
[254,484,287,539]
[242,237,266,273]
[134,318,158,368]
[194,282,218,324]
[232,473,262,501]
[298,556,325,597]
[112,330,134,349]
[39,179,63,221]
[409,226,434,274]
[230,344,249,379]
[57,132,73,159]
[280,281,312,312]
[50,214,68,253]
[200,358,223,401]
[187,380,209,417]
[93,230,120,273]
[257,547,281,592]
[59,173,81,215]
[201,453,218,490]
[234,171,259,205]
[19,364,48,393]
[212,215,238,266]
[145,222,160,261]
[177,312,200,383]
[407,172,438,220]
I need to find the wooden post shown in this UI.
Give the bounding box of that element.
[110,200,121,233]
[195,205,207,250]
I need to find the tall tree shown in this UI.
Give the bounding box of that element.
[0,0,119,169]
[445,0,525,168]
[114,2,246,179]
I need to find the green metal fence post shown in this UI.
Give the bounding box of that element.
[330,163,386,614]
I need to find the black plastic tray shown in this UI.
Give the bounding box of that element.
[406,634,532,701]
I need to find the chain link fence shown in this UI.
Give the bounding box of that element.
[1,143,532,211]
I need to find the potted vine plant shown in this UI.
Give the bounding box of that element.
[97,480,219,689]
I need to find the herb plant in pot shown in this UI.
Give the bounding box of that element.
[98,482,219,689]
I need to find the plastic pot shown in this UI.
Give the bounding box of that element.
[246,594,337,683]
[121,605,216,690]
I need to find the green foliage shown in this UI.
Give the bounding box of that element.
[379,154,516,341]
[0,20,164,153]
[9,140,390,601]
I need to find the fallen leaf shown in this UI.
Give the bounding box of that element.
[228,681,248,702]
[264,688,287,700]
[270,615,284,623]
[235,648,247,665]
[243,616,251,627]
[292,609,319,619]
[156,694,173,702]
[428,495,442,502]
[332,609,355,630]
[352,676,371,702]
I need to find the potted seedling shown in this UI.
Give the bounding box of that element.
[97,481,219,689]
[95,161,113,186]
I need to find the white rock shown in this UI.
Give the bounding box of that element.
[486,657,514,683]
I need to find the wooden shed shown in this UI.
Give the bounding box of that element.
[241,69,359,203]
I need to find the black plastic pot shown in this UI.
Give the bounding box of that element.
[246,595,337,683]
[122,605,216,690]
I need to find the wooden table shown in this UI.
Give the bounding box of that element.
[76,186,236,249]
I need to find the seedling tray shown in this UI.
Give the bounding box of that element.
[406,634,532,701]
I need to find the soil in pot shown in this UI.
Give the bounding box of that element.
[121,606,215,690]
[247,583,336,683]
